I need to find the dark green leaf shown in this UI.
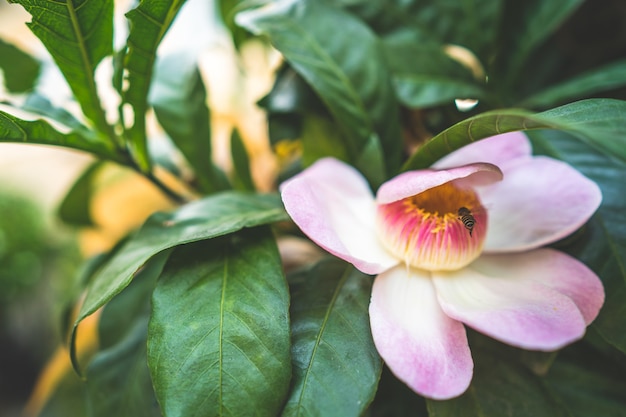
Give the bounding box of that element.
[528,130,626,354]
[366,366,428,417]
[148,229,291,417]
[236,0,402,175]
[122,0,187,172]
[0,110,125,163]
[520,60,626,109]
[9,0,114,136]
[283,258,381,417]
[150,50,228,193]
[402,99,626,171]
[71,191,288,372]
[85,253,168,417]
[58,162,104,227]
[230,128,255,191]
[0,38,40,93]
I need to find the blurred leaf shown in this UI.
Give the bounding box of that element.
[21,93,89,131]
[122,0,187,172]
[382,30,486,108]
[491,0,585,90]
[300,114,349,167]
[70,191,288,372]
[520,59,626,109]
[403,99,626,171]
[85,252,168,417]
[426,354,569,417]
[219,0,252,48]
[366,366,428,417]
[237,0,402,176]
[283,258,381,417]
[150,50,229,193]
[0,110,125,163]
[0,39,40,93]
[148,229,291,417]
[58,162,104,227]
[37,372,88,417]
[529,130,626,355]
[230,129,255,191]
[9,0,114,136]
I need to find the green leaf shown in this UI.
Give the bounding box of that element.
[236,0,402,175]
[230,128,255,191]
[58,162,104,227]
[70,191,288,372]
[528,130,626,354]
[150,50,229,193]
[148,229,291,417]
[284,258,381,416]
[85,252,168,417]
[9,0,114,136]
[122,0,187,172]
[520,59,626,109]
[0,38,40,93]
[426,354,569,417]
[0,110,125,162]
[402,99,626,171]
[382,30,486,108]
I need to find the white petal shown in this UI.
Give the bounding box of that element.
[370,265,473,399]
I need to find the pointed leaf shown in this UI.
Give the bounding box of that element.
[0,109,125,162]
[71,192,288,372]
[230,129,255,191]
[148,229,291,417]
[403,99,626,171]
[283,258,381,417]
[0,38,40,93]
[9,0,114,135]
[122,0,187,172]
[236,0,402,175]
[58,162,104,227]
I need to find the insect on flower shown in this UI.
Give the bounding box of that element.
[457,206,476,237]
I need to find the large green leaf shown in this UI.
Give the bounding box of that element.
[85,253,168,417]
[150,51,228,193]
[0,110,125,163]
[148,229,291,417]
[0,38,40,93]
[236,0,402,176]
[70,191,288,372]
[402,99,626,171]
[122,0,187,172]
[529,130,626,354]
[283,258,381,417]
[520,59,626,109]
[58,162,103,227]
[9,0,114,136]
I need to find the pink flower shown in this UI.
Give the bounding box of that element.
[280,132,604,399]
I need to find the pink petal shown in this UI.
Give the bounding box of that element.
[432,131,532,170]
[376,163,503,205]
[479,156,602,252]
[432,250,593,351]
[280,158,398,274]
[370,265,473,399]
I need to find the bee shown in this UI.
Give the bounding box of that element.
[457,207,476,237]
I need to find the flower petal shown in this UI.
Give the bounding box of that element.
[370,265,473,399]
[280,158,398,274]
[376,163,502,204]
[432,251,592,350]
[479,156,602,252]
[432,132,532,170]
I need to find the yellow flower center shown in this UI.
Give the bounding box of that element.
[376,182,487,271]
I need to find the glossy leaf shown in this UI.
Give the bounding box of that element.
[58,162,103,227]
[0,38,39,93]
[150,50,228,193]
[402,99,626,171]
[283,258,381,417]
[148,229,291,417]
[71,191,288,372]
[122,0,187,172]
[520,59,626,109]
[9,0,114,136]
[85,253,168,417]
[529,130,626,354]
[236,0,402,175]
[0,109,125,163]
